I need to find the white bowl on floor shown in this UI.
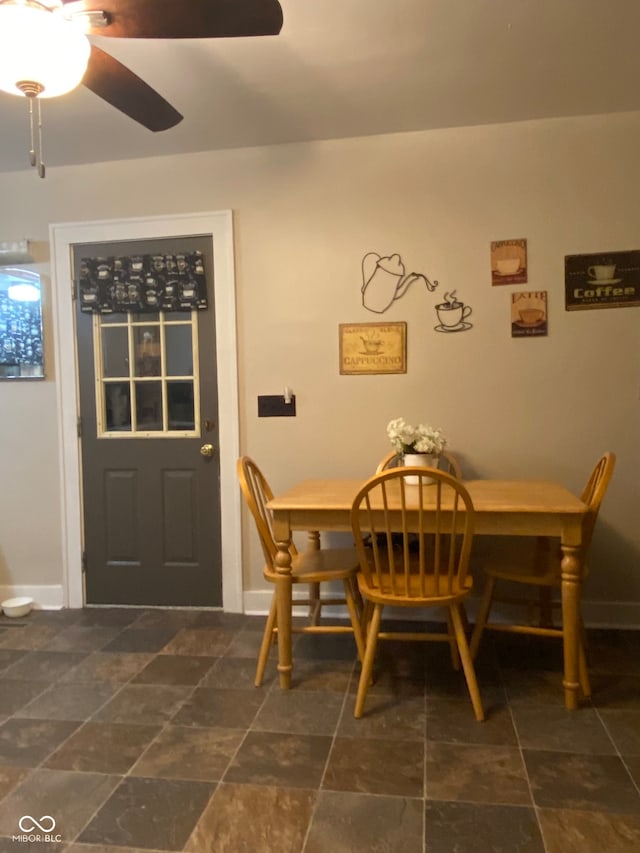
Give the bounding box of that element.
[1,597,34,618]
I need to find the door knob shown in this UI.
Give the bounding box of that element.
[200,443,214,458]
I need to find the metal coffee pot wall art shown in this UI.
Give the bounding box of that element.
[360,251,473,332]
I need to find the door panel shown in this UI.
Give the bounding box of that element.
[74,235,222,607]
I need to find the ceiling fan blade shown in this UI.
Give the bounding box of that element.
[82,45,183,131]
[62,0,284,38]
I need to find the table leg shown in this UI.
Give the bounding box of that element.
[561,544,582,710]
[274,539,293,689]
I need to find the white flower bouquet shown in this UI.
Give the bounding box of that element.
[386,417,447,456]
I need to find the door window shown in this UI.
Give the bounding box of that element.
[94,311,199,437]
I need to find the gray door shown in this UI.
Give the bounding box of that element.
[73,235,222,606]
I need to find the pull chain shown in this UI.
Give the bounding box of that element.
[28,97,36,167]
[37,98,45,178]
[21,82,46,179]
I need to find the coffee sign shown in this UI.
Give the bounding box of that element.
[565,250,640,311]
[339,322,407,375]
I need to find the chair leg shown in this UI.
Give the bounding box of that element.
[445,608,461,670]
[354,602,383,718]
[578,616,591,699]
[343,578,366,663]
[308,582,321,625]
[469,575,497,659]
[450,604,485,722]
[255,594,277,687]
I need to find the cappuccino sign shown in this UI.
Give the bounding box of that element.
[565,250,640,311]
[339,322,407,375]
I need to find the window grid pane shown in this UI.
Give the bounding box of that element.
[94,311,199,438]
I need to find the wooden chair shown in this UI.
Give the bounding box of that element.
[376,449,463,479]
[469,452,616,698]
[237,456,366,686]
[350,467,484,721]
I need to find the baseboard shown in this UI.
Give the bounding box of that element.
[242,588,640,630]
[0,585,65,610]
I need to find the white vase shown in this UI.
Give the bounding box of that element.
[403,453,437,485]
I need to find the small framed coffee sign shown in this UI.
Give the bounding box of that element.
[565,250,640,311]
[511,291,548,337]
[491,238,527,285]
[339,322,407,375]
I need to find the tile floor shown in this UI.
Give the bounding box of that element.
[0,607,639,852]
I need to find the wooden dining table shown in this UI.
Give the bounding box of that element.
[267,477,588,709]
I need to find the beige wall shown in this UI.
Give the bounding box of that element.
[0,110,638,618]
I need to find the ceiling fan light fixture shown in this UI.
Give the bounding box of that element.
[0,2,90,98]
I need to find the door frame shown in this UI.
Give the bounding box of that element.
[50,210,242,611]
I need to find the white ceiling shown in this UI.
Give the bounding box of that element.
[1,0,640,175]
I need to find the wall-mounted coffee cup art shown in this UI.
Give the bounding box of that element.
[361,252,438,313]
[434,291,473,332]
[587,264,619,283]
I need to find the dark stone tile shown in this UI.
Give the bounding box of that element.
[0,680,49,716]
[253,689,344,735]
[185,782,315,853]
[426,698,518,745]
[74,607,142,628]
[599,710,640,755]
[172,687,264,729]
[426,742,531,805]
[501,667,570,706]
[132,654,215,685]
[46,625,122,653]
[220,629,266,659]
[524,749,640,815]
[61,651,154,683]
[0,719,80,767]
[538,806,640,853]
[78,776,214,850]
[44,722,161,774]
[0,764,31,800]
[130,609,200,631]
[494,634,565,671]
[64,846,153,853]
[511,706,616,754]
[0,649,27,673]
[625,755,640,789]
[423,645,505,706]
[337,692,425,741]
[0,624,60,651]
[0,767,118,841]
[305,789,423,853]
[92,684,191,725]
[293,633,360,662]
[288,658,354,692]
[100,626,181,654]
[27,609,83,626]
[1,651,88,682]
[591,674,640,710]
[424,800,545,853]
[199,656,275,689]
[0,840,64,853]
[324,736,424,798]
[191,610,250,629]
[586,630,640,677]
[160,628,233,657]
[16,682,119,721]
[224,731,332,788]
[131,725,244,782]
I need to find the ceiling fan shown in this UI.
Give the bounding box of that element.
[0,0,284,176]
